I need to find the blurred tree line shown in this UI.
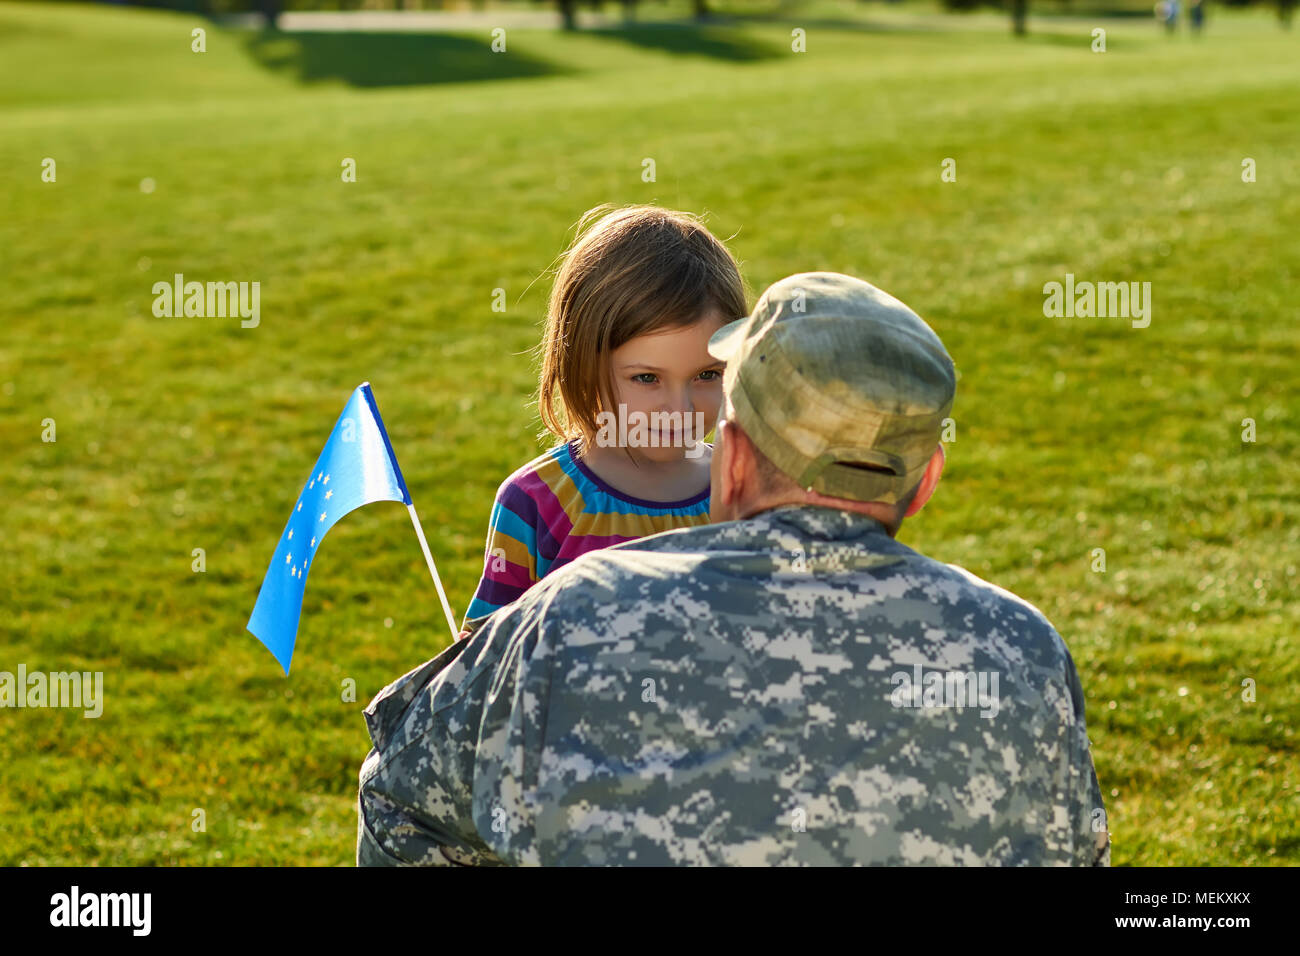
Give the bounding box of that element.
[943,0,1295,34]
[82,0,1299,32]
[93,0,712,30]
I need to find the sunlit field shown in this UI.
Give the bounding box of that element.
[1,1,1296,864]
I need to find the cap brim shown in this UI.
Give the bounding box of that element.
[707,318,747,362]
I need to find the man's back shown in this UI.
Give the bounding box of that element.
[358,503,1107,866]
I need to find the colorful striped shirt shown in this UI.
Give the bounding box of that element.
[462,440,712,628]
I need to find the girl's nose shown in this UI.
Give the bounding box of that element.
[664,386,693,416]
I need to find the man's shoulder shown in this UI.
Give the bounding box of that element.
[935,560,1061,637]
[498,510,1062,644]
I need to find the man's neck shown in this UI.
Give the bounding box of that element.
[738,491,900,536]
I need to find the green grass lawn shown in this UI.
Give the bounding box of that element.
[1,1,1295,866]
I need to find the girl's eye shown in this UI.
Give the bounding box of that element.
[631,370,722,384]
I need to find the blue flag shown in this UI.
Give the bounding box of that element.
[247,383,411,675]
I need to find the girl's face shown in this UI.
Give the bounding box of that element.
[603,310,730,463]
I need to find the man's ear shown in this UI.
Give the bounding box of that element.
[903,444,946,518]
[721,419,754,508]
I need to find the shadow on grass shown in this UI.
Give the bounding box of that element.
[585,20,787,60]
[243,30,565,87]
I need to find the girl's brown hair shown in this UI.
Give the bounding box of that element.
[535,204,748,454]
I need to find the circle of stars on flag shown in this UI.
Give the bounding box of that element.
[285,472,331,579]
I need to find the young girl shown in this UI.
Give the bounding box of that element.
[460,204,748,634]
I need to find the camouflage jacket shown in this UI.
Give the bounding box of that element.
[356,503,1109,866]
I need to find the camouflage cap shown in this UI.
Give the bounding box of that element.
[707,272,956,505]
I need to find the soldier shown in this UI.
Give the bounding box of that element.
[356,271,1110,866]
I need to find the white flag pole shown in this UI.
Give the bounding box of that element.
[406,502,459,642]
